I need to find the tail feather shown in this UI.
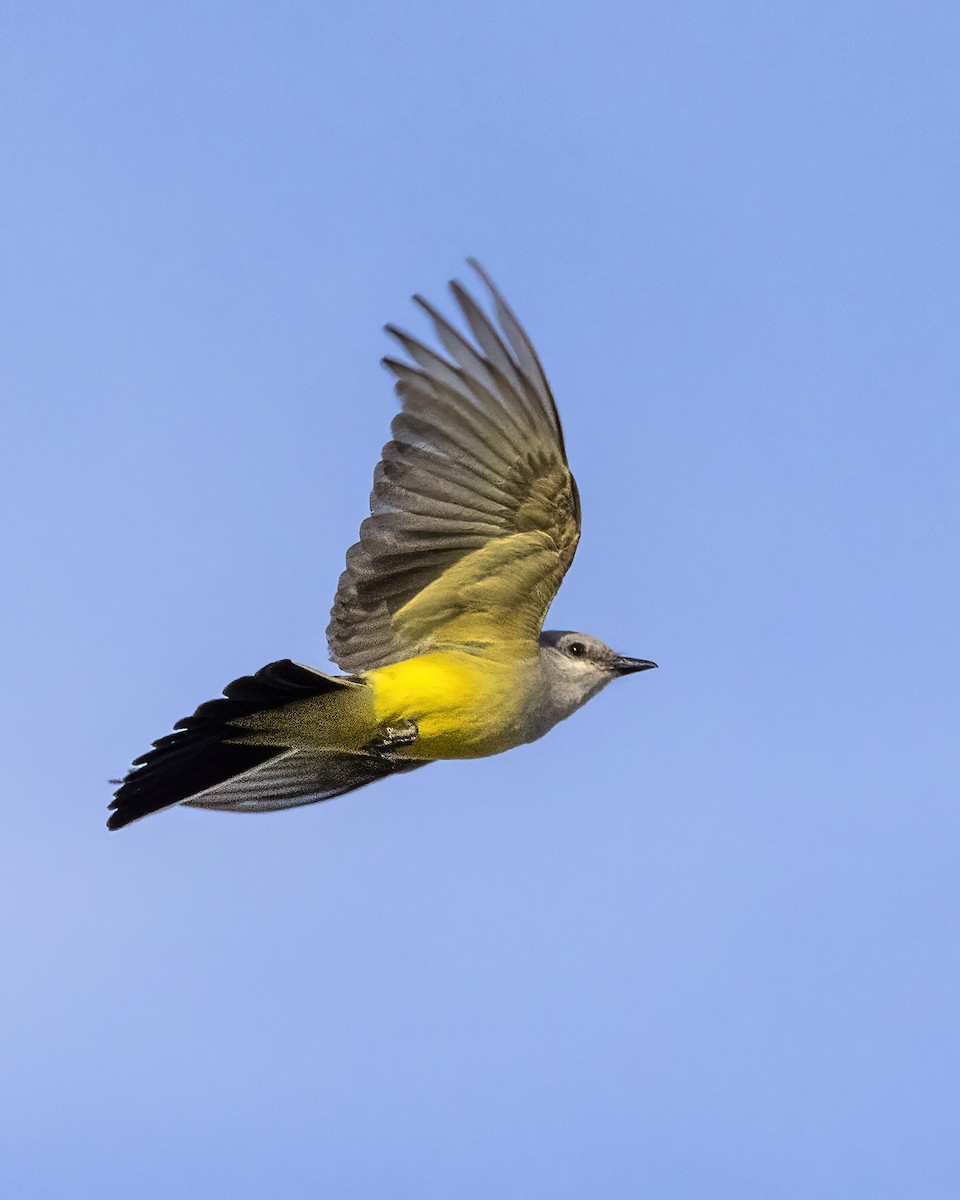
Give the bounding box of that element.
[108,740,281,830]
[180,747,424,814]
[108,659,419,830]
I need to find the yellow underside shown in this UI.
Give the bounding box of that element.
[364,649,534,760]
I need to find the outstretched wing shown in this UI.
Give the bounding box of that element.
[327,262,581,673]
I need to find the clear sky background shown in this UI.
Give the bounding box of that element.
[2,3,958,1197]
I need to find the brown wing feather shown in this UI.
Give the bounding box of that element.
[327,265,580,673]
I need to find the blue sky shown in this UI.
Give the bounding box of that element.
[2,2,958,1196]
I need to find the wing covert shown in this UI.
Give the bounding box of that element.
[327,262,580,673]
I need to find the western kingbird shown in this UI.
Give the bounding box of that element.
[108,262,656,830]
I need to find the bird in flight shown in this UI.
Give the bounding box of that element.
[108,262,657,829]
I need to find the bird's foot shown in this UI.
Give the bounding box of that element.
[367,719,419,758]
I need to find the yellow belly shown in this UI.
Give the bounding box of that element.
[365,650,531,760]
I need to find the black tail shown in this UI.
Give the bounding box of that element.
[108,659,420,830]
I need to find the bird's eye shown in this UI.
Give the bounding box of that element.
[567,641,586,657]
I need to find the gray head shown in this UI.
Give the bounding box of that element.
[537,630,657,725]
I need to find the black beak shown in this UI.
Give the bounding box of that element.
[612,656,658,676]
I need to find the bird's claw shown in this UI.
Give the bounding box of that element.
[367,719,419,758]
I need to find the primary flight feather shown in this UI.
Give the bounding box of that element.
[109,262,656,830]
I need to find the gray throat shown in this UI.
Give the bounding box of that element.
[521,647,614,744]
